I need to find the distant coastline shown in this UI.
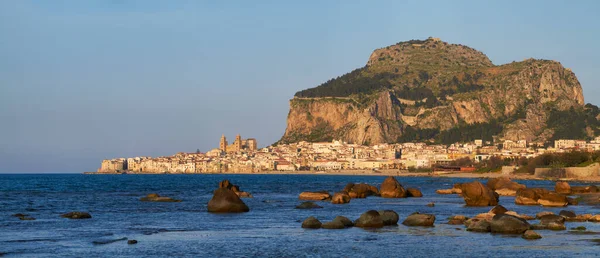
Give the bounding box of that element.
[84,169,600,183]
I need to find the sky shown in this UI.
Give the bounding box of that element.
[1,0,599,173]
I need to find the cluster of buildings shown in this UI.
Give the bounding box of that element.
[96,135,600,174]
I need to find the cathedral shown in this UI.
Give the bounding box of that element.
[219,134,257,153]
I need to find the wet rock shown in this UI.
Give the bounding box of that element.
[487,177,526,196]
[207,188,249,213]
[219,180,253,198]
[127,240,138,245]
[538,192,568,207]
[559,210,576,219]
[378,210,399,226]
[301,216,322,229]
[489,205,508,215]
[140,193,181,202]
[571,185,599,194]
[536,211,555,219]
[321,220,345,229]
[490,214,530,234]
[447,215,468,225]
[295,201,323,209]
[515,188,568,207]
[436,184,462,195]
[474,212,495,221]
[12,213,28,217]
[19,217,35,221]
[522,230,542,240]
[380,177,407,198]
[567,214,593,222]
[92,237,127,245]
[331,192,351,204]
[61,212,92,219]
[332,216,353,227]
[555,181,571,194]
[572,226,587,231]
[459,181,499,206]
[426,202,435,207]
[466,219,491,232]
[504,211,535,220]
[402,212,435,227]
[343,183,379,198]
[567,197,579,205]
[354,210,384,228]
[546,222,567,231]
[588,215,600,222]
[298,191,331,201]
[406,188,423,197]
[540,214,566,225]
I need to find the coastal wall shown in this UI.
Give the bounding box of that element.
[534,163,600,178]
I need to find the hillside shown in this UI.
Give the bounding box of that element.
[280,37,598,145]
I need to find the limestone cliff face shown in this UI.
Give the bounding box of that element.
[281,38,586,144]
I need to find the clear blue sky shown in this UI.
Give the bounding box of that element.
[1,0,599,173]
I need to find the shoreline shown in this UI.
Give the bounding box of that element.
[85,169,600,183]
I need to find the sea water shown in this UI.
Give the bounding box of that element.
[0,174,599,257]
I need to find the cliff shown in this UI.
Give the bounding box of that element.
[281,38,595,145]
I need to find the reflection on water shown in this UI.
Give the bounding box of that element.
[0,174,599,257]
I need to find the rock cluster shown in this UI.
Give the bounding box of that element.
[140,193,181,202]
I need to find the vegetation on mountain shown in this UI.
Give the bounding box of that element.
[281,37,594,145]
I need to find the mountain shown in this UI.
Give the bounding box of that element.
[279,37,600,145]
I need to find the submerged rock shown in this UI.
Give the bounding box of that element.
[402,212,435,227]
[301,216,322,229]
[127,240,138,245]
[92,237,127,245]
[61,212,92,219]
[447,215,468,225]
[140,193,181,202]
[295,201,323,209]
[354,210,384,228]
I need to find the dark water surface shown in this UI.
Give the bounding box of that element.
[1,174,599,257]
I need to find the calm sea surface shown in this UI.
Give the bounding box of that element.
[0,174,599,257]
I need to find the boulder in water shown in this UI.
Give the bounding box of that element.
[354,210,384,228]
[459,181,499,206]
[555,181,571,194]
[489,214,530,234]
[402,212,435,227]
[333,216,354,227]
[489,205,508,215]
[301,216,322,229]
[299,191,331,201]
[466,219,491,232]
[344,183,379,198]
[378,210,399,226]
[207,188,249,213]
[487,177,526,196]
[407,188,423,197]
[331,192,351,204]
[522,230,542,240]
[380,177,407,198]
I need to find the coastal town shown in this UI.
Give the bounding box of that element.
[96,134,600,175]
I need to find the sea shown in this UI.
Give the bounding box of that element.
[0,174,599,257]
